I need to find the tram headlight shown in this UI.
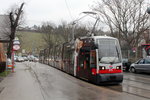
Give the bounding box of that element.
[116,66,121,70]
[100,66,106,70]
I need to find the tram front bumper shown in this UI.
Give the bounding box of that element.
[96,73,123,83]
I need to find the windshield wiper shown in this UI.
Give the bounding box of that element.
[116,46,120,58]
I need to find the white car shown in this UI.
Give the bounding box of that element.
[23,57,28,61]
[16,57,24,62]
[34,57,39,62]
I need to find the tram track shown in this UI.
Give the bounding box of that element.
[27,62,150,99]
[123,77,150,84]
[124,75,150,81]
[123,72,150,79]
[106,73,150,99]
[46,63,150,99]
[105,84,150,99]
[123,83,150,99]
[65,71,150,99]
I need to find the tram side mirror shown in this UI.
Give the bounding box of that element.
[99,58,101,61]
[94,44,98,49]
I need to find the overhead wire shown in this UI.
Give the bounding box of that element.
[64,0,74,20]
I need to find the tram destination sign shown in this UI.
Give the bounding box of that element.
[0,15,11,42]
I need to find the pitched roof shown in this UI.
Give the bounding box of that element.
[0,15,11,42]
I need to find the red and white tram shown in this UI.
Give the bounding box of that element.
[39,35,123,84]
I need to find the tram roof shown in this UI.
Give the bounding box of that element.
[78,35,117,40]
[92,35,117,40]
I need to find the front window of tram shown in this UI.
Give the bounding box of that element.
[96,38,122,64]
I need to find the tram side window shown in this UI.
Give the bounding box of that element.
[78,51,84,68]
[69,49,74,65]
[55,46,60,60]
[90,51,96,68]
[49,49,52,60]
[79,57,84,67]
[57,46,61,60]
[59,46,62,60]
[55,47,58,60]
[63,46,69,60]
[52,48,54,60]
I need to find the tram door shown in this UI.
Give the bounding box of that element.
[78,51,90,80]
[89,50,97,82]
[84,52,90,80]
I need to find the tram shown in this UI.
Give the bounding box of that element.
[39,35,123,84]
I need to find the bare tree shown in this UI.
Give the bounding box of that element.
[41,22,55,48]
[93,0,150,51]
[74,25,89,38]
[41,21,101,48]
[55,21,71,42]
[7,3,25,58]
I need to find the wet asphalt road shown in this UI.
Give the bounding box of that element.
[24,62,150,100]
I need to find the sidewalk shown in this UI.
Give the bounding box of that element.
[0,77,3,82]
[0,62,44,100]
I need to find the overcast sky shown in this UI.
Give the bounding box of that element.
[0,0,98,26]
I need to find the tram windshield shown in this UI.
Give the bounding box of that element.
[96,38,122,64]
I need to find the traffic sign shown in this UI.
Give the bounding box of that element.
[13,40,20,45]
[13,45,20,51]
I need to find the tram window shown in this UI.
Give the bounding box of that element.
[79,55,84,67]
[91,56,95,64]
[63,46,70,59]
[69,50,74,65]
[90,51,96,68]
[85,55,90,68]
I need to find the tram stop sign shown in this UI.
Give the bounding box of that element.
[13,45,20,51]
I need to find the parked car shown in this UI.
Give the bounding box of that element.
[23,56,28,61]
[16,56,24,62]
[28,55,35,61]
[122,58,131,71]
[34,57,39,62]
[130,57,150,73]
[14,56,18,61]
